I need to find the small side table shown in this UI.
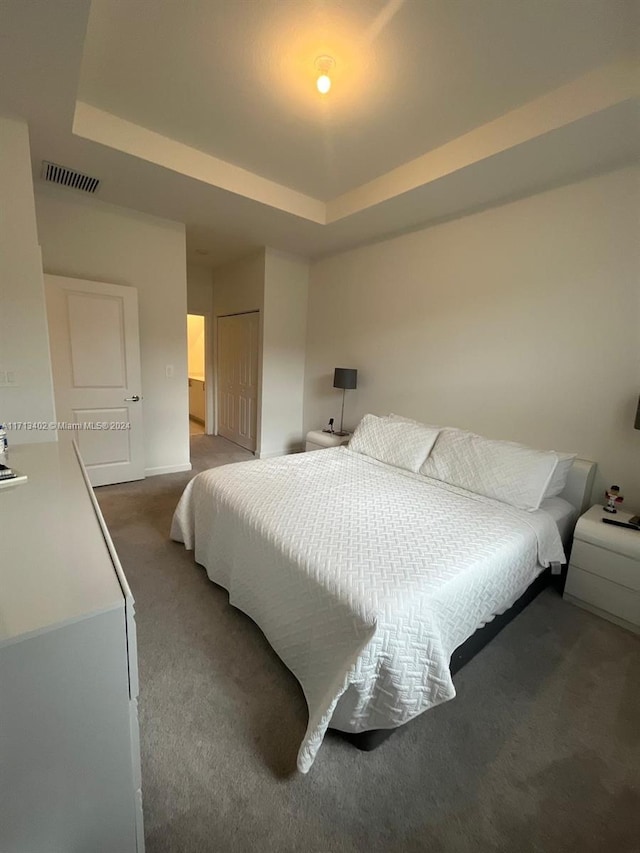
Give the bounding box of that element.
[564,504,640,633]
[305,430,351,452]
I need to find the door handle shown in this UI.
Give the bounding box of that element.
[124,395,142,402]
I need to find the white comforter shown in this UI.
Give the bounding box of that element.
[171,447,565,773]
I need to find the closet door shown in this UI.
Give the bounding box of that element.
[217,312,259,452]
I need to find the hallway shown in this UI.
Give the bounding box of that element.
[189,432,254,473]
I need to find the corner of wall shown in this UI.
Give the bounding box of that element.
[0,115,56,441]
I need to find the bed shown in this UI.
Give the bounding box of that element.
[171,416,596,773]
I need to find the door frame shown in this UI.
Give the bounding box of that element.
[203,312,214,434]
[214,310,261,452]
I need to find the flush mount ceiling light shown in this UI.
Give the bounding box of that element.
[315,55,335,94]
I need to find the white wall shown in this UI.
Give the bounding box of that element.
[0,116,56,442]
[304,167,640,507]
[186,264,213,315]
[261,249,309,456]
[211,249,309,456]
[212,250,265,450]
[212,251,265,318]
[35,185,190,476]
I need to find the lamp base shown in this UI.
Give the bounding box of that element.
[334,431,350,437]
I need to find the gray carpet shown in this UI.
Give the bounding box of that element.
[97,435,640,853]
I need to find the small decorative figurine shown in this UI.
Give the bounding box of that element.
[604,485,624,514]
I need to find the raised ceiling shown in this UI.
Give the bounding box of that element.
[1,0,638,267]
[79,0,634,200]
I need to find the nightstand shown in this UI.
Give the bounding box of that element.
[305,430,351,451]
[564,504,640,633]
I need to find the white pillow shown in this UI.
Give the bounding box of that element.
[388,413,440,430]
[349,414,440,473]
[419,428,558,511]
[543,452,576,498]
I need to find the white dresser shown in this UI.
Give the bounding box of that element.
[564,504,640,634]
[0,441,144,852]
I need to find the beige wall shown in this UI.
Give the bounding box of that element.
[261,249,309,456]
[0,116,56,441]
[186,265,214,427]
[187,314,205,379]
[304,167,640,507]
[35,185,190,476]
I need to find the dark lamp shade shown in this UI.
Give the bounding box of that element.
[333,367,357,390]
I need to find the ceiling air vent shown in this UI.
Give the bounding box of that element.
[41,161,101,194]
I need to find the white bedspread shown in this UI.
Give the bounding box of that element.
[171,447,565,772]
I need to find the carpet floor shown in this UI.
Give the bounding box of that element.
[96,436,640,853]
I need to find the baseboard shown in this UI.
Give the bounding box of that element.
[145,462,192,477]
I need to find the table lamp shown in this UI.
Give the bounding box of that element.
[333,368,357,436]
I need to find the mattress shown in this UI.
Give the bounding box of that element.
[171,447,566,772]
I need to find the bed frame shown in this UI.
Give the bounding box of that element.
[332,458,596,752]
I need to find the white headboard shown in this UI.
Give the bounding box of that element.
[559,458,597,515]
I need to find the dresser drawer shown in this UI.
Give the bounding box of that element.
[565,566,640,626]
[570,540,640,591]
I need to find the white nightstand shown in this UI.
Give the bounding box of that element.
[564,504,640,634]
[305,430,351,452]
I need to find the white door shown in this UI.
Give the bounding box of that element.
[217,312,259,452]
[45,275,145,486]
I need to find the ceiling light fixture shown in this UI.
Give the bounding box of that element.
[315,55,335,95]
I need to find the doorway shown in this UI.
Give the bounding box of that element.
[216,312,259,452]
[187,313,212,435]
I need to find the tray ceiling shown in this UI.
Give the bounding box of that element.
[1,0,638,267]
